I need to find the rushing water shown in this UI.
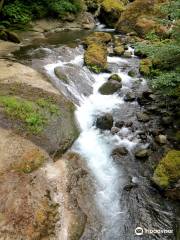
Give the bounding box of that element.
[13,26,179,240]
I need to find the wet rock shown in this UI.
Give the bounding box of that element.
[123,51,132,58]
[96,113,113,130]
[153,150,180,189]
[124,91,136,102]
[128,70,136,77]
[125,121,133,128]
[123,183,138,191]
[155,134,167,145]
[115,120,124,128]
[135,149,149,158]
[136,112,150,122]
[99,80,122,95]
[166,180,180,200]
[112,146,128,156]
[108,74,122,82]
[111,127,120,134]
[54,67,69,83]
[0,30,21,43]
[81,12,96,30]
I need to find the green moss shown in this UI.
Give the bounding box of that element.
[84,32,112,46]
[139,58,152,76]
[84,43,108,73]
[102,0,124,13]
[153,150,180,189]
[0,96,59,134]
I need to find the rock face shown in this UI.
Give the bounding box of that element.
[153,150,180,190]
[99,0,125,27]
[96,113,113,130]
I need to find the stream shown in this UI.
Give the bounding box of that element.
[13,25,179,240]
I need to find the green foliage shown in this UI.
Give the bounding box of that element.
[0,96,60,134]
[145,30,159,41]
[0,0,83,25]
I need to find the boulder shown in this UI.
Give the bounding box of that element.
[155,134,167,145]
[153,150,180,189]
[128,70,136,77]
[123,51,132,58]
[136,112,150,122]
[112,146,128,156]
[84,32,112,46]
[135,149,149,158]
[84,43,108,73]
[96,113,113,130]
[124,91,136,102]
[99,80,122,95]
[99,0,125,27]
[6,31,21,43]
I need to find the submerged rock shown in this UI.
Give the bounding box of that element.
[153,150,180,189]
[96,113,113,130]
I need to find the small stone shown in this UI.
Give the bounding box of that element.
[111,127,120,134]
[136,112,150,122]
[96,113,113,130]
[135,149,149,158]
[112,147,128,156]
[155,135,167,144]
[115,121,124,128]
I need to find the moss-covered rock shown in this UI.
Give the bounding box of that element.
[116,0,168,37]
[84,43,108,73]
[84,31,112,46]
[99,0,125,27]
[99,79,122,94]
[114,45,125,56]
[153,150,180,189]
[139,58,152,75]
[108,74,122,82]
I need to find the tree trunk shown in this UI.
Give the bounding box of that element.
[0,0,5,13]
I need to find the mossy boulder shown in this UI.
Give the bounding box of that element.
[99,0,125,27]
[84,43,108,73]
[153,150,180,189]
[139,58,152,76]
[84,31,112,46]
[99,79,122,94]
[116,0,167,37]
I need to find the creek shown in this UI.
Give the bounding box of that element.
[13,25,178,240]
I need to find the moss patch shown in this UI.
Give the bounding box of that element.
[153,150,180,189]
[0,95,59,134]
[84,43,108,73]
[139,58,152,76]
[84,32,112,46]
